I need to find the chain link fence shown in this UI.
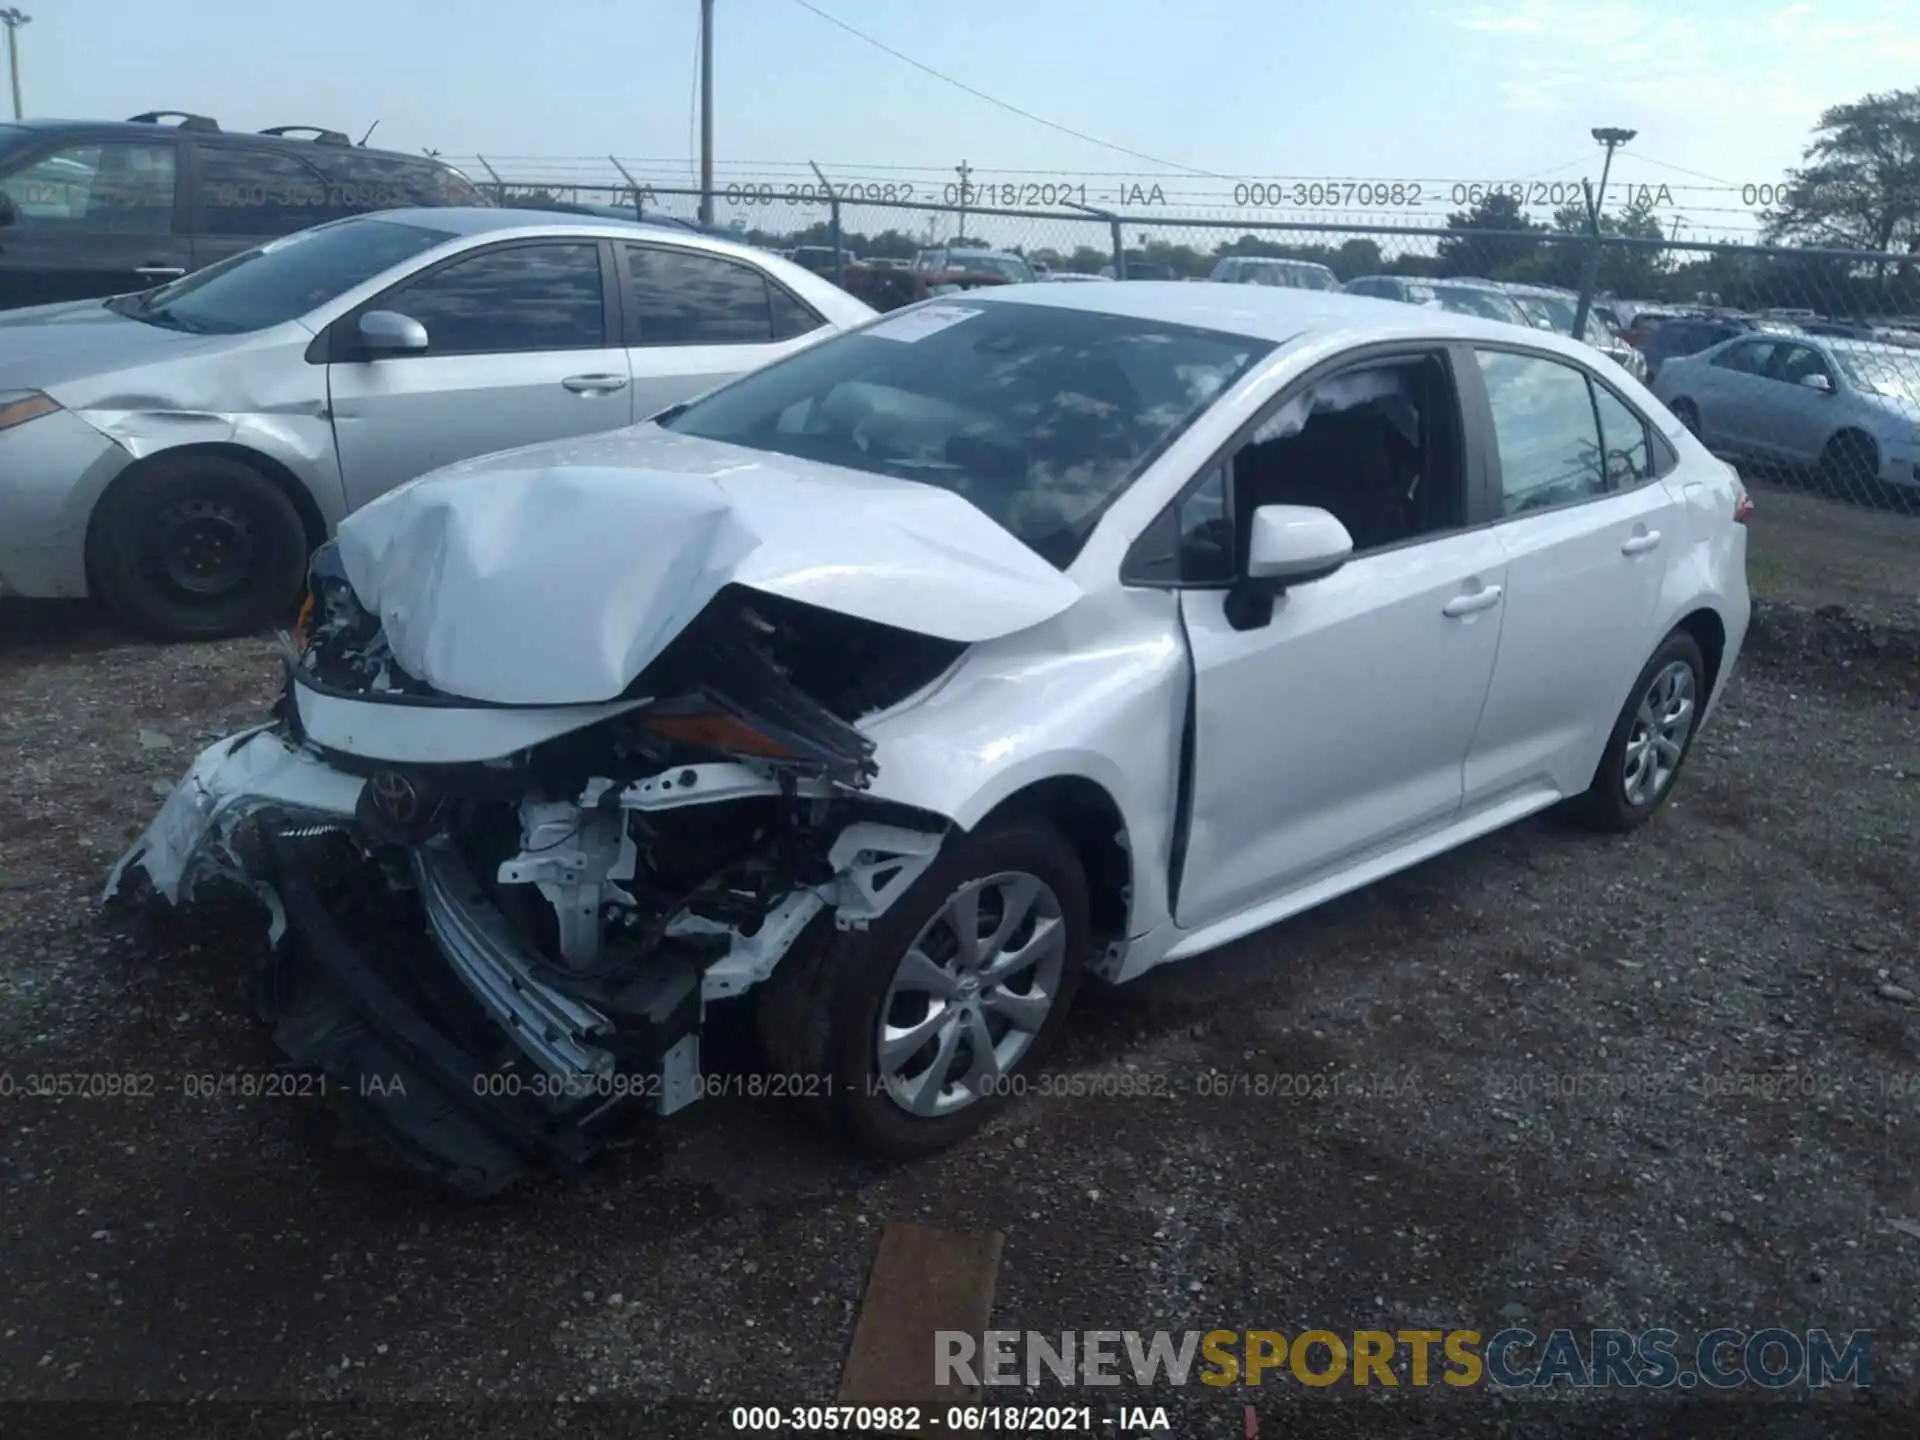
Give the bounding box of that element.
[491,176,1920,615]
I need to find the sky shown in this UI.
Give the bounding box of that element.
[15,0,1920,243]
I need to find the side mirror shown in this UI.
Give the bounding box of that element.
[1225,505,1354,630]
[356,309,429,354]
[1799,372,1833,393]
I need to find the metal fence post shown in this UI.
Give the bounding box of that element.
[809,161,845,288]
[1068,202,1125,279]
[610,156,645,219]
[475,154,505,206]
[1571,177,1605,338]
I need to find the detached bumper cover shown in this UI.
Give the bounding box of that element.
[104,726,366,928]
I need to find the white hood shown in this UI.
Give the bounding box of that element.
[334,425,1083,705]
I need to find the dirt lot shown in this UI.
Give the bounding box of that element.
[2,546,1918,1435]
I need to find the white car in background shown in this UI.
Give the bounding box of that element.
[114,284,1751,1192]
[0,210,873,637]
[1210,256,1341,290]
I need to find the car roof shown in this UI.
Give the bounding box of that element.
[1,116,446,168]
[963,280,1593,351]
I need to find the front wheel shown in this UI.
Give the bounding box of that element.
[755,818,1090,1157]
[88,453,310,641]
[1570,631,1707,832]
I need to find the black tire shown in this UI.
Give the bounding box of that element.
[754,817,1090,1158]
[1570,630,1707,833]
[1816,430,1879,503]
[1668,398,1700,435]
[89,452,310,641]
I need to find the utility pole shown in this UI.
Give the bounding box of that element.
[698,0,715,226]
[954,158,972,243]
[1573,125,1636,338]
[0,10,29,122]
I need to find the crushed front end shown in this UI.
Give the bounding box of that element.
[107,544,963,1194]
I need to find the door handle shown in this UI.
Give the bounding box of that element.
[1442,586,1503,617]
[135,266,186,279]
[561,373,629,395]
[1620,531,1662,556]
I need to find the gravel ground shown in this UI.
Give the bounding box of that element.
[1,578,1917,1437]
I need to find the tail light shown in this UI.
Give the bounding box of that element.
[1733,487,1754,523]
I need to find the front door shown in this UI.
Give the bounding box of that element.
[0,138,188,309]
[1177,529,1510,927]
[1761,343,1843,465]
[326,239,632,509]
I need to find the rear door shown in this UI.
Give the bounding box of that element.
[325,238,631,509]
[188,141,338,271]
[0,135,188,307]
[1694,339,1784,455]
[617,241,830,418]
[1462,347,1683,809]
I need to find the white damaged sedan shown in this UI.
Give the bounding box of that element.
[111,284,1751,1192]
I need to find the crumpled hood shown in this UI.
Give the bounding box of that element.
[335,425,1083,705]
[0,297,231,394]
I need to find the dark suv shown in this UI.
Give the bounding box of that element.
[1637,314,1765,382]
[0,111,489,310]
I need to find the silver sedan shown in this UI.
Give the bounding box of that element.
[0,209,873,638]
[1651,332,1920,495]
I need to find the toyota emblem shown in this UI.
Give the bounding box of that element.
[369,769,419,824]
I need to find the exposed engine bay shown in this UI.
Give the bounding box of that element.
[107,546,972,1193]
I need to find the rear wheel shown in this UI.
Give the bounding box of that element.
[89,453,310,641]
[1571,631,1706,832]
[755,818,1089,1157]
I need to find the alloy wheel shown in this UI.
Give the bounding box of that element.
[1622,660,1697,806]
[876,871,1067,1117]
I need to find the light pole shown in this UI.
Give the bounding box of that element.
[0,9,29,122]
[1573,125,1636,337]
[698,0,715,226]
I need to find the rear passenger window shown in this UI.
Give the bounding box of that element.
[1474,351,1606,516]
[1591,384,1654,487]
[197,146,331,236]
[625,245,777,345]
[769,283,825,340]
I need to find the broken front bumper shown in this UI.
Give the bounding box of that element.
[107,727,705,1194]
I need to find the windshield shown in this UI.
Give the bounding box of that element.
[1432,285,1528,324]
[1241,262,1339,291]
[1833,351,1920,401]
[1520,292,1580,332]
[105,217,450,334]
[663,300,1271,567]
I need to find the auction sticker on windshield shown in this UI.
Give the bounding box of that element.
[866,305,983,343]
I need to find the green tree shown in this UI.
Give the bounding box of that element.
[1763,88,1920,262]
[1435,192,1545,277]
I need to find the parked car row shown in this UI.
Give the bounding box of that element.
[1339,276,1648,379]
[102,280,1753,1191]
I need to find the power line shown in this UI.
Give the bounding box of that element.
[784,0,1221,179]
